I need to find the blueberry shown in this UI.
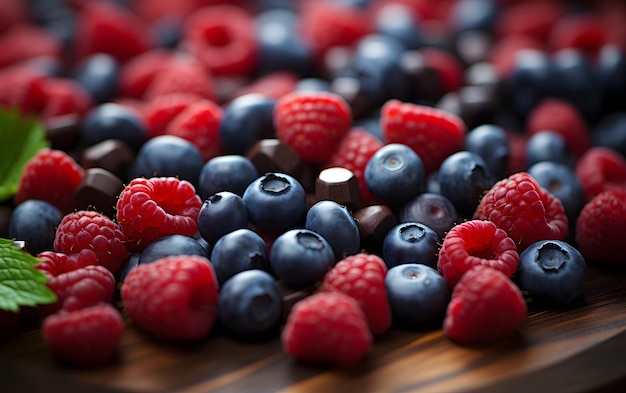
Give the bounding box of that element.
[305,200,360,261]
[242,173,306,233]
[210,228,270,285]
[131,135,204,186]
[382,223,440,269]
[374,3,422,50]
[218,269,282,337]
[269,229,335,289]
[464,124,509,179]
[595,44,626,115]
[73,53,120,103]
[397,193,458,239]
[385,263,450,325]
[364,143,425,206]
[139,235,208,264]
[527,161,584,225]
[295,78,332,92]
[516,240,587,308]
[438,151,494,218]
[592,112,626,157]
[197,192,249,245]
[219,94,276,155]
[8,200,62,255]
[448,0,499,34]
[526,130,574,168]
[506,49,558,117]
[116,252,141,284]
[198,155,259,200]
[80,103,148,151]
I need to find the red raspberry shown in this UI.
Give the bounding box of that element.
[494,0,564,43]
[232,71,299,102]
[38,77,93,123]
[15,148,84,214]
[165,99,224,161]
[121,255,219,340]
[118,48,174,99]
[325,129,384,205]
[181,4,257,76]
[131,0,195,23]
[575,147,626,200]
[526,98,590,158]
[319,253,392,335]
[44,265,116,314]
[0,64,46,115]
[549,14,609,57]
[0,0,26,35]
[438,220,520,288]
[443,265,527,343]
[473,172,569,251]
[73,0,154,63]
[575,190,626,264]
[281,292,372,366]
[420,47,464,94]
[36,251,68,278]
[143,55,216,102]
[53,211,129,273]
[274,91,352,164]
[380,99,466,176]
[42,303,124,366]
[142,92,202,138]
[0,24,62,68]
[116,177,202,250]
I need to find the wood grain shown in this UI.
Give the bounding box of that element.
[1,265,626,393]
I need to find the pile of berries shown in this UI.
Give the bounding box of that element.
[2,0,626,368]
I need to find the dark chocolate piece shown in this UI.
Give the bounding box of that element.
[74,168,125,218]
[399,50,444,103]
[0,205,12,239]
[245,139,304,179]
[81,139,135,180]
[353,204,398,256]
[45,113,81,151]
[315,167,362,211]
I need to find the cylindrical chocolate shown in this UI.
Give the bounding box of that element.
[315,167,362,211]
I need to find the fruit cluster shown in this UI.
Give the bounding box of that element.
[2,0,626,367]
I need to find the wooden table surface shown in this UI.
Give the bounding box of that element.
[1,265,626,393]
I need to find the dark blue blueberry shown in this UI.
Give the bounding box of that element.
[354,114,384,142]
[80,103,148,151]
[219,94,276,155]
[595,44,626,115]
[506,49,559,117]
[438,151,494,218]
[364,143,425,206]
[374,3,422,50]
[397,193,458,239]
[73,53,120,104]
[592,112,626,157]
[516,240,586,308]
[255,9,314,77]
[526,130,575,168]
[152,17,182,48]
[197,192,249,245]
[448,0,499,34]
[269,229,335,289]
[464,124,509,179]
[385,263,450,325]
[295,78,332,93]
[139,235,208,264]
[210,228,270,285]
[30,1,77,49]
[198,155,259,200]
[305,200,360,261]
[527,161,584,225]
[242,173,306,232]
[8,200,61,255]
[218,269,282,337]
[116,252,141,284]
[425,171,441,194]
[382,223,440,269]
[131,135,204,186]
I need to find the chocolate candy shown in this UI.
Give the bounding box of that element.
[353,204,398,256]
[315,167,362,211]
[74,168,125,217]
[0,205,12,239]
[11,240,34,256]
[45,113,81,151]
[331,76,374,120]
[399,50,443,103]
[81,139,135,180]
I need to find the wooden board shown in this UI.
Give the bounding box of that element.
[2,265,626,393]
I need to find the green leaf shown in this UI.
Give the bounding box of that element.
[0,238,58,312]
[0,109,49,202]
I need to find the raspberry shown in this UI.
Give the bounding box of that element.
[380,99,466,175]
[281,292,372,366]
[232,71,299,102]
[0,0,26,35]
[420,47,464,94]
[575,147,626,200]
[142,92,202,138]
[575,190,626,264]
[443,265,527,343]
[0,65,45,115]
[38,77,93,123]
[42,303,124,366]
[165,99,224,161]
[474,172,569,251]
[0,24,62,68]
[115,177,202,250]
[494,0,564,43]
[15,148,85,214]
[36,251,68,278]
[526,98,590,158]
[44,265,116,314]
[319,253,392,335]
[274,91,352,164]
[181,4,257,76]
[438,220,520,288]
[53,211,129,273]
[549,14,609,56]
[143,56,215,102]
[73,0,154,63]
[118,48,174,99]
[325,129,383,205]
[121,255,219,340]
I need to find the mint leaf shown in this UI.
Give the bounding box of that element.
[0,109,49,202]
[0,238,58,312]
